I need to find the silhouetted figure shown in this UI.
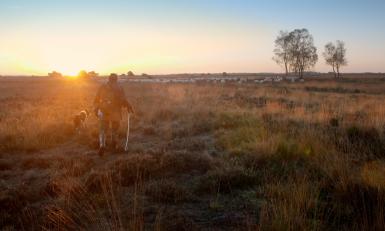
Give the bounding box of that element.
[94,74,134,156]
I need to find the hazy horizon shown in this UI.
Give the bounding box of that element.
[1,0,385,75]
[1,71,385,78]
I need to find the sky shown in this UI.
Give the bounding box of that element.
[0,0,385,75]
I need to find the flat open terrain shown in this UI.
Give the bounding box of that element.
[0,76,384,230]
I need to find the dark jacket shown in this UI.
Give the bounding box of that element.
[94,82,132,121]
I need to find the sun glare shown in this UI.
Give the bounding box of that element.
[59,68,80,77]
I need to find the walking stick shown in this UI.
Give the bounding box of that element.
[124,111,130,151]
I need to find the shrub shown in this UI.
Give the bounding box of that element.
[0,189,29,228]
[153,109,177,122]
[85,171,109,194]
[215,113,263,155]
[329,118,339,128]
[195,166,259,194]
[324,182,385,229]
[44,176,84,198]
[21,157,51,170]
[190,115,214,135]
[155,211,198,231]
[0,160,13,171]
[143,126,156,136]
[214,113,260,130]
[145,179,193,203]
[259,178,322,230]
[276,140,299,158]
[60,156,95,177]
[112,154,159,186]
[361,161,385,189]
[346,126,384,158]
[159,151,213,175]
[167,137,208,152]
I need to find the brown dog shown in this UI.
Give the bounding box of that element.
[73,110,89,134]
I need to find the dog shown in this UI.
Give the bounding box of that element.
[73,110,89,134]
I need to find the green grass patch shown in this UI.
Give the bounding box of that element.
[215,112,264,155]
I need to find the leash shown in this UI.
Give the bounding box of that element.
[124,111,130,151]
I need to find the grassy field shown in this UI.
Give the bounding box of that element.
[0,76,384,230]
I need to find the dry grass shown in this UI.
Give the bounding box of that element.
[0,76,384,230]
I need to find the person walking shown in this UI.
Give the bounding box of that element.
[94,73,134,156]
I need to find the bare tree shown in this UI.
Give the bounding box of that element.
[273,29,318,78]
[273,31,292,75]
[323,40,347,78]
[288,29,318,78]
[324,42,337,77]
[335,40,347,78]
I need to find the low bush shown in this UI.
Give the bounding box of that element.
[145,179,193,203]
[0,160,13,171]
[322,182,385,230]
[259,178,322,230]
[21,157,51,170]
[345,126,384,158]
[214,112,261,130]
[195,165,259,194]
[112,154,159,186]
[159,151,214,175]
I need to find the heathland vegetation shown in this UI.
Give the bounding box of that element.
[0,76,384,230]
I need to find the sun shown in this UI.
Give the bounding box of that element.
[58,69,88,79]
[62,69,79,77]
